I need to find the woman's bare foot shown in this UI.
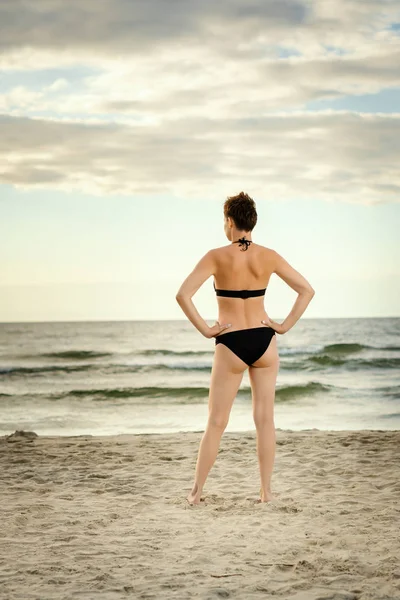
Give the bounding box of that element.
[186,483,203,505]
[256,487,278,503]
[186,492,202,505]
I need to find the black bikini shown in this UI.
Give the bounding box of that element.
[213,236,276,367]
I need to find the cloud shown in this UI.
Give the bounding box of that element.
[1,45,400,118]
[0,0,399,68]
[0,0,399,203]
[46,78,69,92]
[1,111,398,203]
[0,0,308,56]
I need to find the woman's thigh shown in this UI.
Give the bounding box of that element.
[248,336,279,421]
[207,343,247,427]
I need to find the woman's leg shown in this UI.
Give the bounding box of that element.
[249,335,280,502]
[187,343,247,504]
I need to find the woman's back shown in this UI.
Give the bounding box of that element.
[213,242,273,290]
[213,242,274,332]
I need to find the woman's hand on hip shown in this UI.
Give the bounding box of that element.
[261,317,286,334]
[204,321,232,338]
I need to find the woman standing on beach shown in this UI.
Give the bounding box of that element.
[176,192,315,505]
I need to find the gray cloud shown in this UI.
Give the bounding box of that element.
[0,0,399,204]
[94,48,400,118]
[1,111,398,203]
[0,0,308,55]
[0,0,398,66]
[2,42,399,123]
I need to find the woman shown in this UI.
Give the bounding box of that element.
[175,192,315,505]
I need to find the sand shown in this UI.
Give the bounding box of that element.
[1,428,400,600]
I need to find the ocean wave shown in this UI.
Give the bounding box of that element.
[0,361,211,377]
[276,381,332,401]
[376,385,400,399]
[275,342,396,357]
[41,350,113,360]
[310,356,400,369]
[141,362,211,371]
[2,354,397,378]
[310,355,348,367]
[320,343,366,354]
[380,412,400,419]
[141,349,214,356]
[64,386,214,399]
[74,383,331,401]
[38,381,334,402]
[0,365,97,375]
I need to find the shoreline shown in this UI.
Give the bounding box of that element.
[3,425,399,441]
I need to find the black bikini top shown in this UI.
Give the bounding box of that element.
[213,281,266,299]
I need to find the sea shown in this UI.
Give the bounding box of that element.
[0,318,399,437]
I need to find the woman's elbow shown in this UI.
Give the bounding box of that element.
[300,285,315,297]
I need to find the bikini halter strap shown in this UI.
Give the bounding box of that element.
[232,236,252,251]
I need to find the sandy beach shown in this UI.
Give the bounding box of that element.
[1,428,399,599]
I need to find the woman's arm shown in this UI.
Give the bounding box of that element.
[176,250,230,338]
[266,250,315,334]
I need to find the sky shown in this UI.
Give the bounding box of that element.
[0,0,399,322]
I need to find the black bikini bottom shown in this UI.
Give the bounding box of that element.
[215,326,276,367]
